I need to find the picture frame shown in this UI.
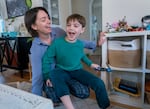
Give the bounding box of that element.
[6,0,29,18]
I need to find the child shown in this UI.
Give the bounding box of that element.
[42,14,110,109]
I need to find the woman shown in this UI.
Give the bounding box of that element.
[24,7,106,101]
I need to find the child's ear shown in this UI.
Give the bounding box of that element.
[81,27,85,33]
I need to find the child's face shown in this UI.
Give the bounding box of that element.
[66,19,85,42]
[31,10,51,36]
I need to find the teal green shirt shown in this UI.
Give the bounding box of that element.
[42,37,93,80]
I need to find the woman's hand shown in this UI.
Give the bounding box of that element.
[98,32,106,46]
[46,79,53,87]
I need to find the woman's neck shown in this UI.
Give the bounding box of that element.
[39,34,51,45]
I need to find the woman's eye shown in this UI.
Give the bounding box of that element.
[41,19,46,22]
[40,17,47,22]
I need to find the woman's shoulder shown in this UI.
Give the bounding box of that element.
[30,38,48,55]
[51,27,66,38]
[32,37,41,44]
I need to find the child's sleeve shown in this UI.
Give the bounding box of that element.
[81,54,93,67]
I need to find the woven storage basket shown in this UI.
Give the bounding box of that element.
[108,39,141,68]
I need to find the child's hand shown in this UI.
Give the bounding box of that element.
[91,63,100,69]
[46,79,53,87]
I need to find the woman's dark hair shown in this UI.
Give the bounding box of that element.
[24,7,50,37]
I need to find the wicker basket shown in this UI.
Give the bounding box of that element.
[108,39,141,68]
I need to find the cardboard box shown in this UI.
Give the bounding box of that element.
[108,39,141,68]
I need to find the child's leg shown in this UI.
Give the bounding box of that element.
[60,95,75,109]
[50,68,75,109]
[70,69,110,109]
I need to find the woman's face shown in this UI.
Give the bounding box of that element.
[32,10,51,36]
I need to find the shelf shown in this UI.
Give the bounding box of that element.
[109,65,143,73]
[109,92,142,108]
[146,69,150,73]
[105,31,150,38]
[113,78,140,97]
[144,103,150,109]
[102,31,150,108]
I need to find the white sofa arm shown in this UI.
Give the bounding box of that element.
[0,84,53,109]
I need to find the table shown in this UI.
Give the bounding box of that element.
[0,37,17,72]
[0,35,32,78]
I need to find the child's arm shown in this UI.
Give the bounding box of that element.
[42,42,56,81]
[81,54,100,69]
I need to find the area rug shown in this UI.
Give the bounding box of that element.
[6,81,32,92]
[54,97,127,109]
[6,81,127,109]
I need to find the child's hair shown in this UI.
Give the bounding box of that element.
[66,14,86,27]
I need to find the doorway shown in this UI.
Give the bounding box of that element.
[90,0,102,42]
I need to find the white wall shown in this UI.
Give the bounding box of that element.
[72,0,91,40]
[59,0,72,30]
[102,0,150,31]
[32,0,43,7]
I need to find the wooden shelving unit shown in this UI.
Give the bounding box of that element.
[101,31,150,108]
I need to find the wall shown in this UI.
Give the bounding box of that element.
[72,0,91,40]
[102,0,150,31]
[1,0,150,34]
[59,0,71,30]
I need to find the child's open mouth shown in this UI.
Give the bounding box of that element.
[68,32,75,36]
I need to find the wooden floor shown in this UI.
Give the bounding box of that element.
[1,68,30,83]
